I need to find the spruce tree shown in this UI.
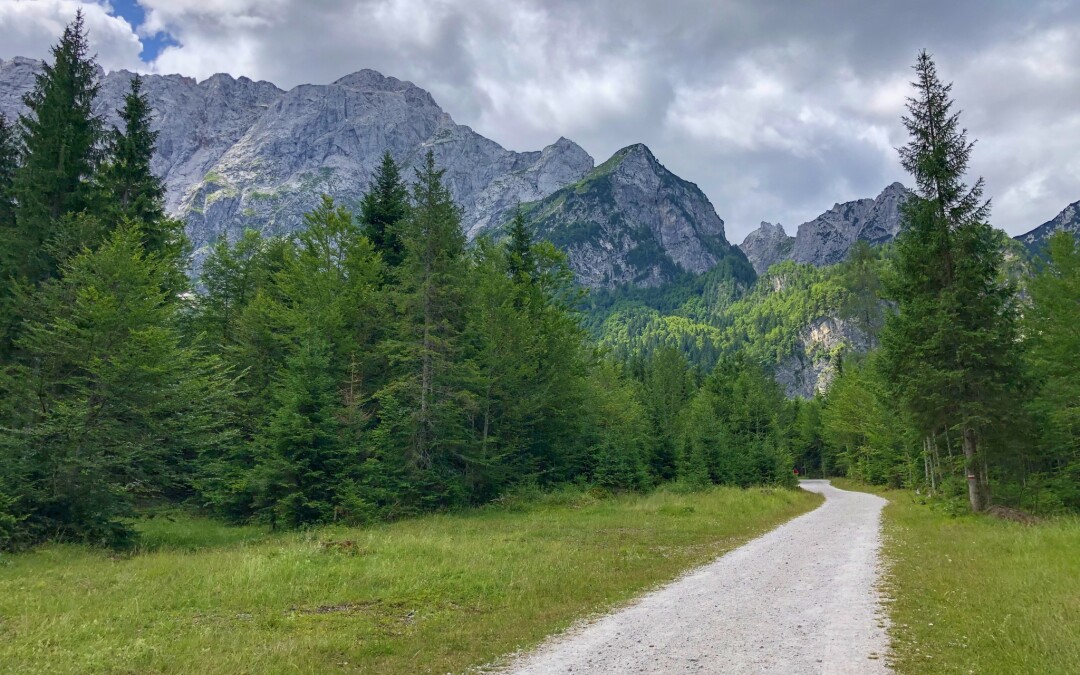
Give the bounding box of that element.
[11,10,105,283]
[506,207,535,283]
[373,150,471,503]
[3,225,235,547]
[0,114,20,352]
[360,151,409,268]
[100,75,164,224]
[0,114,16,235]
[98,74,186,262]
[879,51,1021,512]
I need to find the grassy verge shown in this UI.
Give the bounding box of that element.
[832,478,1080,674]
[0,485,820,674]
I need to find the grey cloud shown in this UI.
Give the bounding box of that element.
[3,0,1079,239]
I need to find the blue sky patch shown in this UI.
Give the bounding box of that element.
[104,0,178,62]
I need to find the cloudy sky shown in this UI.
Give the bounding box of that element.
[2,0,1078,240]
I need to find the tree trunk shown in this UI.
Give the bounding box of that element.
[962,427,989,512]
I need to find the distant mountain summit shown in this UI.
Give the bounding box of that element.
[739,222,794,275]
[2,57,748,289]
[739,182,910,273]
[526,144,752,288]
[0,57,593,261]
[1015,200,1080,251]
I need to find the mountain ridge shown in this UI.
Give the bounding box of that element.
[739,182,910,273]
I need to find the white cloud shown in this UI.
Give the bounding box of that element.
[0,0,142,72]
[2,0,1079,239]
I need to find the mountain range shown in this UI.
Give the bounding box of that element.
[3,57,1078,399]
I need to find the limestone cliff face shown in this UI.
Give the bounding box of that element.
[774,316,871,399]
[1016,200,1080,251]
[792,182,909,266]
[738,222,794,275]
[0,58,593,260]
[1,56,283,218]
[739,183,910,272]
[526,144,751,288]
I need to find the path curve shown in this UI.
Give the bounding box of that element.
[503,480,891,674]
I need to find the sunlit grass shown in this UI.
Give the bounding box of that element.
[0,485,820,674]
[834,478,1080,675]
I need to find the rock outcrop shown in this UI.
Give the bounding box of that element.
[526,144,752,288]
[774,316,871,399]
[739,222,794,275]
[792,182,909,266]
[740,182,910,272]
[1015,199,1080,251]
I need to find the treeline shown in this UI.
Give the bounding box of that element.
[798,53,1079,514]
[0,15,795,549]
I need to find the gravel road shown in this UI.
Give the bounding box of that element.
[503,480,891,674]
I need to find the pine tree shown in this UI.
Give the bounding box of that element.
[98,74,185,263]
[360,151,409,269]
[506,207,535,283]
[0,114,21,353]
[11,11,105,283]
[643,345,693,480]
[0,114,16,235]
[403,150,468,465]
[1024,232,1080,510]
[879,51,1021,512]
[2,225,235,547]
[250,332,345,528]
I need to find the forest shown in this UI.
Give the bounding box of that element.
[2,15,1078,555]
[0,16,797,550]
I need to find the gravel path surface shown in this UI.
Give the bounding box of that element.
[503,480,891,674]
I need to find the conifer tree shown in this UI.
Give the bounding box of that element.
[506,207,535,283]
[373,150,472,503]
[250,332,345,528]
[2,225,235,547]
[99,74,185,264]
[0,114,21,352]
[360,151,409,269]
[11,11,105,283]
[879,51,1021,512]
[0,114,16,235]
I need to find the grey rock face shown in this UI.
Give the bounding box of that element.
[737,183,909,273]
[1016,200,1080,251]
[791,182,909,267]
[528,144,749,288]
[0,58,593,260]
[1,57,284,217]
[774,316,871,399]
[739,221,794,275]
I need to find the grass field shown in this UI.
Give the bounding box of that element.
[0,485,820,674]
[833,478,1080,675]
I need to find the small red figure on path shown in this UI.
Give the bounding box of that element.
[793,468,799,476]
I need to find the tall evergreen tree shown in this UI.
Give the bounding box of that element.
[360,151,409,269]
[98,74,186,265]
[0,114,16,235]
[1,225,235,547]
[879,51,1021,512]
[506,207,535,283]
[99,75,164,224]
[0,113,21,352]
[1024,232,1080,510]
[11,11,105,283]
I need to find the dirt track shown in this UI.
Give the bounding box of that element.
[504,480,891,674]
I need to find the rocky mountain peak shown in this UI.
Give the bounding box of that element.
[526,144,750,288]
[791,183,910,266]
[331,69,417,93]
[739,221,795,275]
[1016,199,1080,251]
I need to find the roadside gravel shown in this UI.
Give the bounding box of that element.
[503,480,891,674]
